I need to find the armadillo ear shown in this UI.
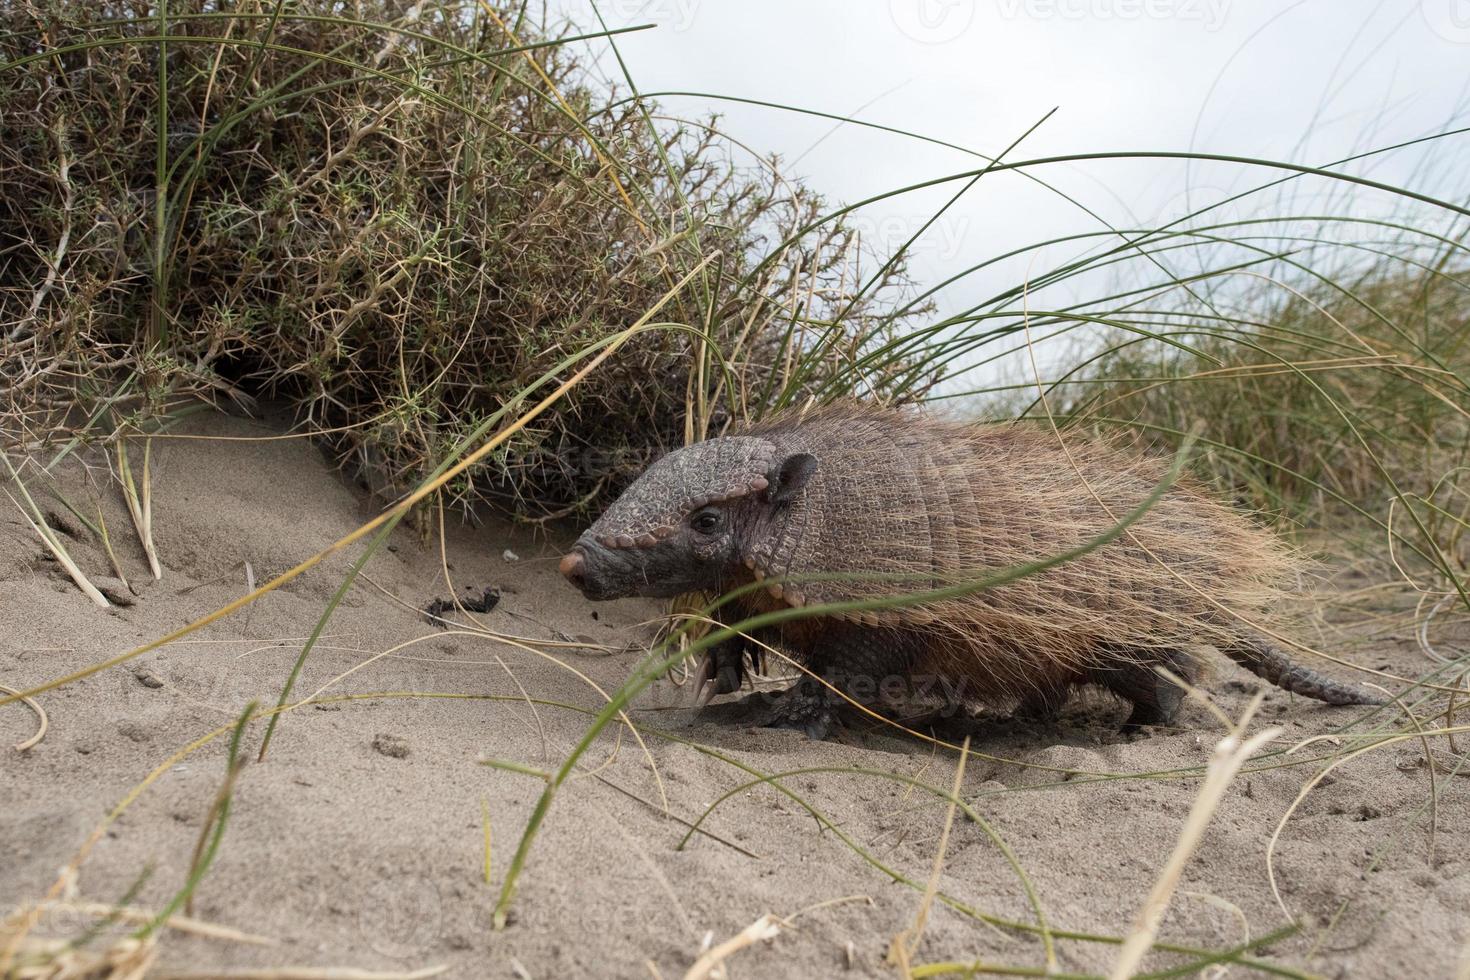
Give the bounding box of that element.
[765,452,817,506]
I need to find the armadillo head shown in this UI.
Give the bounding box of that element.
[559,436,817,600]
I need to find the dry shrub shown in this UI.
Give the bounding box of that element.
[0,1,933,516]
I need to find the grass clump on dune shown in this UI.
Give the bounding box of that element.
[0,0,932,518]
[1052,240,1469,591]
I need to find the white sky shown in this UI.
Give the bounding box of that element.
[542,0,1470,388]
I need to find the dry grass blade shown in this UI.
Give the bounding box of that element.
[153,968,449,979]
[1262,718,1454,923]
[682,914,782,980]
[590,773,758,859]
[0,933,157,980]
[117,436,162,580]
[781,895,874,924]
[94,501,135,596]
[14,901,274,946]
[1108,696,1280,980]
[0,683,48,751]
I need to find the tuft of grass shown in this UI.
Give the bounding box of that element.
[115,434,162,579]
[1052,252,1469,576]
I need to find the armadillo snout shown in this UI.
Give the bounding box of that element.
[560,533,691,601]
[559,541,624,600]
[559,548,588,592]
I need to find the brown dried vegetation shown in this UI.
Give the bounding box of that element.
[0,0,933,517]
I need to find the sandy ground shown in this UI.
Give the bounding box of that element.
[1,411,1466,979]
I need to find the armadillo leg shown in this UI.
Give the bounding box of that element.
[1223,636,1385,706]
[762,624,928,739]
[1089,647,1196,733]
[761,677,839,739]
[710,635,747,695]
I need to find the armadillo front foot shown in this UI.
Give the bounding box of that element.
[761,678,838,740]
[689,638,749,708]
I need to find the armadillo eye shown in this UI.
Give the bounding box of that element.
[690,509,723,534]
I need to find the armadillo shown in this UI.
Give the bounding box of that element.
[559,402,1384,738]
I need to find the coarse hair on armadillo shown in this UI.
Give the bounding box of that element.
[716,400,1306,669]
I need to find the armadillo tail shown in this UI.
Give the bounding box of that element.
[1223,637,1386,706]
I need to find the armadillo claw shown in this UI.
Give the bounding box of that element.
[688,652,716,709]
[690,642,747,709]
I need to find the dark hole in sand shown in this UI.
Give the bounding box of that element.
[422,587,500,626]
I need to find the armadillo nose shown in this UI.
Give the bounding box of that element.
[558,549,587,591]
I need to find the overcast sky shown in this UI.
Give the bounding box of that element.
[541,1,1469,386]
